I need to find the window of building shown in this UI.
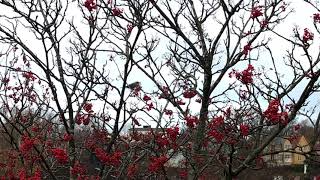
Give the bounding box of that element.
[285,144,291,149]
[285,154,291,159]
[302,146,308,152]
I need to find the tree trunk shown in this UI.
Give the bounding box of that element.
[223,171,233,180]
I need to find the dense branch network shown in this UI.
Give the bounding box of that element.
[0,0,319,179]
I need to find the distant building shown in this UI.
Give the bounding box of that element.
[263,135,311,166]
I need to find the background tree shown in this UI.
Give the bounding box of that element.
[0,0,319,180]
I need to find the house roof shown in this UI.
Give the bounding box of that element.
[288,135,309,147]
[273,137,285,145]
[269,135,308,148]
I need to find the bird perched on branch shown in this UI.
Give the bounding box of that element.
[126,81,141,90]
